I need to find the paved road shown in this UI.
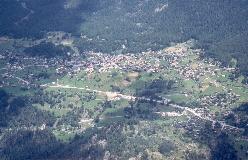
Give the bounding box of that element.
[42,83,243,131]
[8,75,30,85]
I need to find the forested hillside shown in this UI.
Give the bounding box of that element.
[0,0,247,75]
[0,1,248,159]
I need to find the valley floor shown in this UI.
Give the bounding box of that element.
[1,40,248,159]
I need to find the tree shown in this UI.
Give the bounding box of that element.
[9,97,26,115]
[244,125,248,136]
[159,140,175,155]
[184,150,207,160]
[211,133,237,160]
[0,89,8,112]
[0,130,62,160]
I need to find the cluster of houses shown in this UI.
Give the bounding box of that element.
[199,92,240,108]
[0,51,65,87]
[0,41,241,110]
[72,40,199,75]
[162,43,234,82]
[82,51,161,74]
[2,40,247,141]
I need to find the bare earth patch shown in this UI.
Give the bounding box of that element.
[127,72,139,79]
[121,80,131,87]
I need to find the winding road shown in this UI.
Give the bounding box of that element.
[41,83,243,131]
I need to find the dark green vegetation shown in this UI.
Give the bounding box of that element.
[0,130,62,160]
[159,140,175,155]
[211,133,238,160]
[0,90,26,127]
[0,90,9,127]
[24,42,71,58]
[0,0,248,160]
[0,0,99,38]
[135,79,174,98]
[1,0,247,74]
[185,119,240,160]
[227,103,248,129]
[1,41,248,159]
[80,0,248,75]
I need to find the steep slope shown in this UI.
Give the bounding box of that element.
[1,0,247,74]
